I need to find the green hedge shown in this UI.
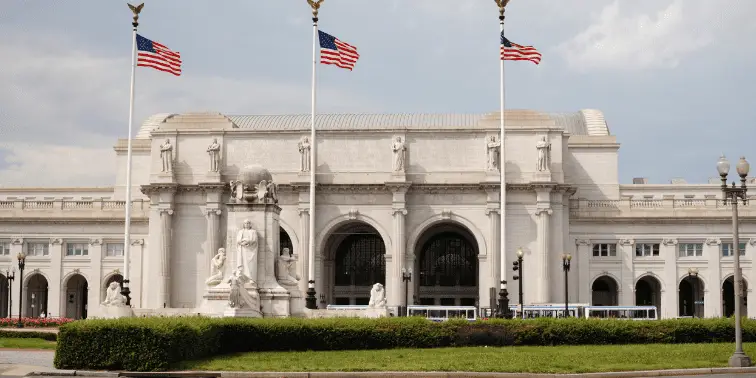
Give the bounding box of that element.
[54,317,756,372]
[0,330,57,341]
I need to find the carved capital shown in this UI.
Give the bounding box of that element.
[662,238,678,246]
[298,208,310,216]
[749,238,756,247]
[386,182,411,193]
[618,238,634,246]
[131,239,145,246]
[11,237,23,245]
[347,208,360,220]
[576,239,591,246]
[50,238,62,245]
[159,208,174,216]
[205,208,222,217]
[441,209,453,220]
[485,207,500,215]
[535,207,553,216]
[392,207,407,216]
[89,238,103,246]
[705,237,721,246]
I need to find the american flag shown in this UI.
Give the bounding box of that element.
[136,34,182,76]
[319,30,360,70]
[500,32,541,65]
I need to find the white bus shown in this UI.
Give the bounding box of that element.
[407,305,477,322]
[508,304,588,319]
[584,305,658,320]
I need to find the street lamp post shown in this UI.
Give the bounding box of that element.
[5,267,14,318]
[401,267,412,317]
[717,155,752,367]
[512,248,524,319]
[16,253,25,328]
[562,254,572,318]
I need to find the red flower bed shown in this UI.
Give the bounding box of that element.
[0,317,74,328]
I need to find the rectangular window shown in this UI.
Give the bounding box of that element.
[66,243,89,256]
[26,242,49,256]
[635,243,660,257]
[106,243,124,257]
[722,243,746,257]
[0,241,9,255]
[678,243,704,257]
[592,243,617,257]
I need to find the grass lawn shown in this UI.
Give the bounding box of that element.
[178,343,756,374]
[0,337,57,350]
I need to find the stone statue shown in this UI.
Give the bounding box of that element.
[298,136,311,172]
[227,266,258,309]
[205,248,227,286]
[368,283,387,308]
[392,136,406,172]
[236,219,258,284]
[276,247,300,286]
[486,135,501,171]
[229,180,246,202]
[160,139,173,172]
[102,281,126,306]
[207,138,221,172]
[254,180,279,204]
[536,136,551,172]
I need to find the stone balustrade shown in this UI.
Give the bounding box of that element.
[0,199,149,220]
[569,197,756,218]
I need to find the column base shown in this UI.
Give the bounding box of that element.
[729,353,752,367]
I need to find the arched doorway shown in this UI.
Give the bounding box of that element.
[635,276,662,313]
[25,274,48,318]
[64,274,88,319]
[414,223,478,306]
[280,227,293,255]
[591,276,619,306]
[679,275,704,317]
[0,274,8,318]
[102,274,123,302]
[722,276,748,318]
[324,222,387,306]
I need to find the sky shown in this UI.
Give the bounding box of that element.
[0,0,754,187]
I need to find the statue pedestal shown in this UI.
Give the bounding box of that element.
[151,172,175,184]
[198,285,231,317]
[204,171,221,183]
[259,288,291,318]
[99,305,134,319]
[223,306,263,318]
[279,282,305,317]
[389,172,406,182]
[533,171,552,182]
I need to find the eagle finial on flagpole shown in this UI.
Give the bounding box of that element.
[307,0,324,21]
[494,0,510,19]
[127,3,144,27]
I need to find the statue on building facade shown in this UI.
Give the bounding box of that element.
[102,281,127,306]
[392,136,406,172]
[205,247,227,286]
[276,247,300,286]
[236,219,259,284]
[207,138,221,172]
[486,135,501,171]
[227,265,258,309]
[368,283,387,308]
[298,136,311,172]
[229,165,279,204]
[160,139,174,172]
[536,136,551,172]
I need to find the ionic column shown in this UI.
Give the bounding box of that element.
[391,207,407,307]
[575,239,592,304]
[200,208,222,297]
[298,207,310,299]
[484,206,500,308]
[159,208,174,307]
[535,207,552,303]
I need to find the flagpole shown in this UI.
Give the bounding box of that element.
[305,0,324,310]
[495,0,511,319]
[122,3,144,306]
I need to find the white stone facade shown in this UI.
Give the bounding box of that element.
[0,109,754,320]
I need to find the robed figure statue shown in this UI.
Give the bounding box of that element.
[236,219,259,284]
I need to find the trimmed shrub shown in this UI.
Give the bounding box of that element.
[54,316,756,372]
[0,317,73,328]
[0,330,57,341]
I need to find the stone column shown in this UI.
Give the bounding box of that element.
[575,239,592,304]
[48,238,63,317]
[200,182,225,301]
[129,239,145,308]
[159,208,174,308]
[297,207,310,299]
[484,206,500,308]
[661,238,678,319]
[618,238,635,306]
[8,238,22,317]
[390,207,407,307]
[535,208,551,303]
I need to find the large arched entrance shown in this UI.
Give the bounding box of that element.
[591,276,619,306]
[414,222,478,306]
[0,274,8,318]
[324,222,387,306]
[64,274,88,320]
[722,276,748,318]
[25,274,48,318]
[635,276,662,313]
[679,275,704,317]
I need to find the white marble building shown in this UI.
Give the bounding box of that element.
[0,109,753,320]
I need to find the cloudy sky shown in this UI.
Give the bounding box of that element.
[0,0,754,187]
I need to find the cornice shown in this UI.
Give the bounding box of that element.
[570,217,756,225]
[0,218,149,225]
[140,183,179,196]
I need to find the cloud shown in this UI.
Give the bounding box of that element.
[556,0,756,72]
[0,27,377,187]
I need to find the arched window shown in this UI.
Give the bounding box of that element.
[334,234,386,287]
[418,232,477,287]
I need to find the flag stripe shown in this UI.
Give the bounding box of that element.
[500,34,542,65]
[319,30,360,71]
[136,34,183,76]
